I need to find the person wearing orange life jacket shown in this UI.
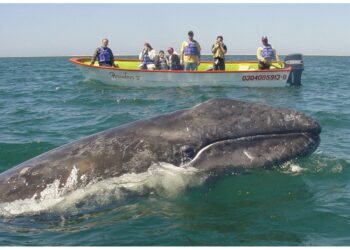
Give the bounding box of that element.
[90,38,116,67]
[181,31,201,71]
[256,36,280,70]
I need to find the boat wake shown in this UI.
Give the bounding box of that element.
[0,163,207,218]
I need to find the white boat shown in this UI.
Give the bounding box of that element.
[69,55,303,88]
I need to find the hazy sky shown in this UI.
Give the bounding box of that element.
[0,3,349,57]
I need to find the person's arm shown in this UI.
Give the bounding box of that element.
[216,43,225,55]
[273,48,280,62]
[222,44,227,54]
[139,50,144,60]
[165,57,170,69]
[212,44,218,54]
[149,50,156,61]
[153,55,159,69]
[256,47,264,62]
[90,48,99,65]
[197,42,201,64]
[180,42,185,65]
[165,55,170,66]
[109,49,115,67]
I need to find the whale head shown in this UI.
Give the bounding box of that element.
[137,98,321,171]
[174,99,321,170]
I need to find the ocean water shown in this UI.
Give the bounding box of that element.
[0,55,349,246]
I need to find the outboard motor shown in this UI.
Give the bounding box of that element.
[284,54,304,85]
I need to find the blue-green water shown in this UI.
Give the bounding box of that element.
[0,55,349,246]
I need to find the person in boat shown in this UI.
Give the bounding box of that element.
[90,38,116,67]
[138,43,157,70]
[166,47,182,70]
[181,31,201,71]
[211,35,227,70]
[154,50,169,70]
[256,36,280,70]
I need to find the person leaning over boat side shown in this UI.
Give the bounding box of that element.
[211,35,227,70]
[154,50,169,70]
[181,31,201,71]
[166,47,182,70]
[90,38,116,67]
[256,36,280,70]
[138,43,157,70]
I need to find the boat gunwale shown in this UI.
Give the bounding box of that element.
[69,57,292,74]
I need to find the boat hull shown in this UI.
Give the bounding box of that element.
[70,58,291,88]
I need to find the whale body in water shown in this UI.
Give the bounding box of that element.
[0,98,321,204]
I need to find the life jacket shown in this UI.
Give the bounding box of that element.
[142,51,154,65]
[261,44,275,59]
[184,41,199,56]
[98,47,112,63]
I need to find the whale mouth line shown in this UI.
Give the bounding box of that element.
[208,131,319,145]
[209,130,320,145]
[189,131,320,165]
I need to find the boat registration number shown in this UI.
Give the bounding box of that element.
[242,74,287,81]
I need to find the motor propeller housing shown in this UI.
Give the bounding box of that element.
[284,54,304,85]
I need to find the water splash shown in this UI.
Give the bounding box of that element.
[278,154,349,176]
[279,161,306,175]
[0,163,206,218]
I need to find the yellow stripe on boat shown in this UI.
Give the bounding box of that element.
[83,59,284,72]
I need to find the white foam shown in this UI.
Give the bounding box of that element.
[279,161,305,175]
[290,164,303,173]
[0,163,206,218]
[331,163,343,174]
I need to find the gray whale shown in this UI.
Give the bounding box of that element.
[0,98,321,203]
